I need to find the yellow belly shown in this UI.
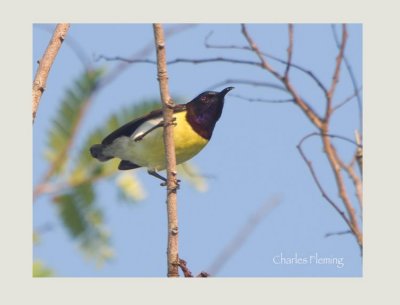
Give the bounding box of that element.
[107,111,208,170]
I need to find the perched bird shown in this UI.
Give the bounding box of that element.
[90,87,234,183]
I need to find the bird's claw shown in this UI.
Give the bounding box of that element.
[160,179,181,189]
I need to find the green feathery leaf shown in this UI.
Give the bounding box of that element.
[53,182,113,263]
[45,69,104,176]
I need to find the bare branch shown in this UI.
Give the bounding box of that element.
[231,93,294,104]
[326,24,348,119]
[32,23,70,123]
[96,55,156,64]
[98,54,263,68]
[331,24,362,129]
[296,133,357,241]
[320,129,363,251]
[294,132,361,148]
[99,24,196,88]
[290,131,362,149]
[241,24,324,129]
[178,259,193,277]
[321,133,362,147]
[178,259,209,278]
[153,23,179,277]
[204,30,248,51]
[208,79,288,93]
[207,196,280,276]
[284,24,294,79]
[241,24,282,80]
[332,86,363,112]
[299,131,362,257]
[205,30,328,96]
[325,230,352,238]
[337,155,363,212]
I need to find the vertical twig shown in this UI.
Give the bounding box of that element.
[153,23,179,277]
[320,134,363,250]
[32,23,70,123]
[326,24,348,120]
[319,23,362,250]
[284,24,294,79]
[331,24,363,130]
[337,155,363,212]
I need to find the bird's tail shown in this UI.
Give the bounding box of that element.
[90,144,112,161]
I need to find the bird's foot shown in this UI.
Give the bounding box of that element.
[164,117,177,127]
[160,179,181,190]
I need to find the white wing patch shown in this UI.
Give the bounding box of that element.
[131,117,164,141]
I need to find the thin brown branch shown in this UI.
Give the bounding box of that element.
[326,24,348,120]
[337,155,363,212]
[178,259,210,278]
[231,93,294,104]
[98,54,263,68]
[207,196,280,276]
[294,131,361,148]
[99,24,196,88]
[319,128,363,251]
[320,133,362,147]
[153,23,179,277]
[331,24,362,129]
[241,24,324,129]
[296,131,363,222]
[297,133,357,241]
[325,230,352,238]
[204,30,247,50]
[205,31,328,96]
[208,79,288,93]
[241,24,282,80]
[332,86,362,112]
[32,23,70,123]
[284,24,294,79]
[178,259,193,277]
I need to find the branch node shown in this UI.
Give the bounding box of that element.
[171,226,178,235]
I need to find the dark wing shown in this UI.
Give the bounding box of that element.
[118,160,141,170]
[101,104,187,145]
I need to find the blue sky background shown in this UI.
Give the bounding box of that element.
[33,24,362,277]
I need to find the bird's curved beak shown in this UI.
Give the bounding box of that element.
[219,87,235,97]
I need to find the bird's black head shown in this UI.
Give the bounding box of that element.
[186,87,234,139]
